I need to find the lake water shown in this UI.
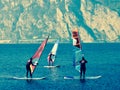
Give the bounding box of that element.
[0,43,120,90]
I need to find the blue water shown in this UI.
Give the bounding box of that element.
[0,43,120,90]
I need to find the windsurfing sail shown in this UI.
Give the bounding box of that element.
[28,36,49,74]
[48,40,59,62]
[72,28,83,71]
[72,28,82,50]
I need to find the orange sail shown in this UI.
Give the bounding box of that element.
[72,28,82,50]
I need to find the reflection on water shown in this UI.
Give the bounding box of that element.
[49,68,59,81]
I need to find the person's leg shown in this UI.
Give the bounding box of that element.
[26,66,29,78]
[48,60,50,66]
[26,70,28,78]
[80,68,82,79]
[83,68,86,79]
[49,61,51,66]
[52,61,53,66]
[50,60,52,66]
[30,70,32,78]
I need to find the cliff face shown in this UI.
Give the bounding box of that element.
[0,0,120,43]
[80,0,120,42]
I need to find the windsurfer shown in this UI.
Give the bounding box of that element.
[26,57,37,78]
[47,53,54,66]
[79,56,87,79]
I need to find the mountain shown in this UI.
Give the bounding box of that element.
[0,0,120,43]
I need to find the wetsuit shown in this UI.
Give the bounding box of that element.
[26,59,34,78]
[79,58,87,79]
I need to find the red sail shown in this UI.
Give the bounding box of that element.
[30,36,49,74]
[32,38,48,59]
[72,28,82,50]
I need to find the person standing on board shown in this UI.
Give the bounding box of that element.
[47,52,54,66]
[79,56,87,79]
[26,57,37,78]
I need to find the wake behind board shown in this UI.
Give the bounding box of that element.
[64,75,102,80]
[44,65,60,68]
[13,77,46,80]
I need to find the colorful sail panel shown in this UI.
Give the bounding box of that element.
[72,28,82,50]
[72,29,83,71]
[30,36,49,74]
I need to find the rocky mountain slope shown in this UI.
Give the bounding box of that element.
[0,0,120,43]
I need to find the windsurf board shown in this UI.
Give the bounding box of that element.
[64,75,102,80]
[13,77,46,80]
[44,65,60,68]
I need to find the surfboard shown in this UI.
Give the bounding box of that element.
[44,65,60,68]
[64,75,102,80]
[13,77,46,80]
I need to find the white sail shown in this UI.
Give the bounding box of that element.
[50,40,59,62]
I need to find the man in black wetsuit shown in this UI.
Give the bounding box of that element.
[26,57,37,78]
[79,56,87,79]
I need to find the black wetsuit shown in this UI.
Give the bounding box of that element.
[49,54,53,61]
[26,60,33,78]
[79,59,87,79]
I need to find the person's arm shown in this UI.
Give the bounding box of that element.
[34,63,38,66]
[31,63,35,66]
[32,61,38,66]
